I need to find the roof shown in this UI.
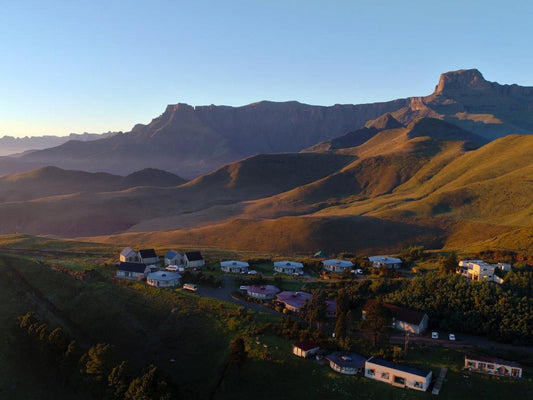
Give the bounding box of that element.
[293,340,319,352]
[118,262,146,273]
[363,301,427,326]
[147,270,181,281]
[366,357,431,378]
[120,247,135,256]
[273,261,304,268]
[247,285,280,295]
[465,354,522,368]
[277,291,336,314]
[322,259,354,268]
[327,352,367,370]
[139,249,157,258]
[165,250,179,259]
[368,256,402,264]
[185,251,204,261]
[220,260,249,268]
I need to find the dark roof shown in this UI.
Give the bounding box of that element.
[363,300,427,326]
[326,352,367,370]
[465,354,522,368]
[293,340,319,352]
[118,262,146,273]
[366,357,431,378]
[139,249,157,258]
[185,251,203,261]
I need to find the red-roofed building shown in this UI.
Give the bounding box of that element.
[292,341,320,358]
[362,301,429,335]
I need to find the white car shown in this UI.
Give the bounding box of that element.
[239,285,248,291]
[247,270,257,275]
[355,269,363,274]
[449,333,456,341]
[431,332,439,339]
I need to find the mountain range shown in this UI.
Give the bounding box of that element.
[1,69,531,178]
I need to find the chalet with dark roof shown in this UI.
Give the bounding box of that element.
[184,251,205,269]
[362,301,429,335]
[116,262,150,281]
[138,249,159,265]
[119,247,138,263]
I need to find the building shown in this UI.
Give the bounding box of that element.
[327,352,368,375]
[457,260,507,284]
[220,260,249,274]
[322,259,354,273]
[184,251,205,269]
[292,341,320,358]
[246,285,280,300]
[365,357,432,391]
[146,270,181,287]
[362,301,429,335]
[164,250,183,266]
[276,291,336,317]
[138,249,159,265]
[368,256,402,269]
[119,247,138,263]
[116,262,150,281]
[465,355,522,378]
[273,261,304,275]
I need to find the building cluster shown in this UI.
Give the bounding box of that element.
[456,259,510,284]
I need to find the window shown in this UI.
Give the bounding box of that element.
[487,364,494,370]
[393,376,406,385]
[381,372,390,380]
[367,369,375,376]
[414,381,423,388]
[467,361,475,367]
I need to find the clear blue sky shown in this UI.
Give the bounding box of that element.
[1,0,532,137]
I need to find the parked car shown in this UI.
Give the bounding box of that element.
[239,285,248,291]
[247,270,257,275]
[449,333,456,341]
[355,269,364,274]
[432,332,439,339]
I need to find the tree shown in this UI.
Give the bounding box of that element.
[335,290,351,314]
[334,311,347,339]
[125,365,174,400]
[302,290,328,330]
[441,252,459,274]
[108,361,132,400]
[228,337,247,370]
[361,301,391,347]
[80,343,115,382]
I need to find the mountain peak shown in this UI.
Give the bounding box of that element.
[365,113,403,130]
[435,69,492,93]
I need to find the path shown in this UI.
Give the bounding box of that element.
[432,367,447,395]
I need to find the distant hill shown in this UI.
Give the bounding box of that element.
[0,132,118,156]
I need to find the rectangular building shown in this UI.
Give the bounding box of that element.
[365,357,432,391]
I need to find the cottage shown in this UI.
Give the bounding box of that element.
[276,291,336,317]
[327,352,367,375]
[220,260,249,274]
[273,261,304,275]
[116,262,149,281]
[292,341,320,358]
[465,355,522,378]
[368,256,402,269]
[119,247,138,263]
[146,270,181,288]
[322,259,354,273]
[138,249,159,265]
[246,285,280,300]
[184,251,205,269]
[365,357,432,391]
[164,250,183,266]
[362,301,429,334]
[457,260,507,284]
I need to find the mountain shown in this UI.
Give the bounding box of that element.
[0,132,118,156]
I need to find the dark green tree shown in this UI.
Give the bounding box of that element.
[361,301,391,347]
[441,252,459,274]
[80,343,115,383]
[108,361,132,400]
[334,311,347,339]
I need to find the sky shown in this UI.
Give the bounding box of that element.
[1,0,532,137]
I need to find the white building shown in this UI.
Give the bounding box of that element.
[457,260,507,284]
[184,251,205,269]
[119,247,138,263]
[365,357,432,391]
[164,250,183,266]
[138,249,159,265]
[220,260,249,273]
[362,301,429,335]
[465,354,522,378]
[368,256,402,269]
[292,341,320,358]
[322,259,354,273]
[116,262,150,281]
[274,261,304,275]
[327,352,368,375]
[146,270,181,288]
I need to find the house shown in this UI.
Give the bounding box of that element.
[362,301,429,334]
[184,251,205,269]
[368,256,402,269]
[276,291,337,317]
[116,262,150,281]
[292,341,320,358]
[465,355,522,378]
[246,285,280,300]
[146,270,181,288]
[138,249,159,265]
[327,352,368,375]
[220,260,249,274]
[119,247,138,263]
[365,357,432,391]
[273,261,304,275]
[322,259,354,273]
[164,250,183,266]
[456,260,507,284]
